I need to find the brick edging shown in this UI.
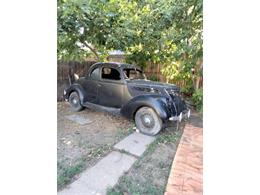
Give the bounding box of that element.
[165,124,203,195]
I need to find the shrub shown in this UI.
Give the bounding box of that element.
[180,84,194,97]
[147,75,160,81]
[192,88,203,112]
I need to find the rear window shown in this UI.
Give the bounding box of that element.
[101,67,121,80]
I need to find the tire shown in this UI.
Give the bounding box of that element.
[68,91,84,112]
[134,107,163,136]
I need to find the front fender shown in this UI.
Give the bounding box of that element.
[64,83,87,104]
[120,94,171,121]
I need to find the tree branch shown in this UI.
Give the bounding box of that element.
[80,40,100,61]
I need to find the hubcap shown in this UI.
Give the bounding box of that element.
[141,114,154,128]
[72,98,78,104]
[144,117,151,125]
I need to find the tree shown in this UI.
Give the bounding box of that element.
[58,0,203,91]
[57,0,139,61]
[159,0,203,91]
[58,0,119,61]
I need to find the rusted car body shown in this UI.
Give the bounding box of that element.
[64,62,190,135]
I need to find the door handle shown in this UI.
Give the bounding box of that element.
[97,84,102,87]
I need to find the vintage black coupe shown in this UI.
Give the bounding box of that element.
[64,62,190,135]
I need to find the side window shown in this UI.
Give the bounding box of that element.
[101,67,121,80]
[90,67,99,80]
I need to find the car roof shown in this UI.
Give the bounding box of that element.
[90,62,141,70]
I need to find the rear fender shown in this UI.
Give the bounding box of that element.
[64,83,87,104]
[120,94,171,121]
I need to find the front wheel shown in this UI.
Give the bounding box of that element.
[68,91,84,111]
[134,107,163,136]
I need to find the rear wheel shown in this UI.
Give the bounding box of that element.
[134,107,163,136]
[69,91,84,111]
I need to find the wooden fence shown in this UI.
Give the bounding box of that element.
[57,59,202,101]
[57,61,96,101]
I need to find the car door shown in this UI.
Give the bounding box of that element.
[98,66,124,108]
[82,66,100,104]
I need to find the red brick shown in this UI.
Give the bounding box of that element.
[165,123,203,195]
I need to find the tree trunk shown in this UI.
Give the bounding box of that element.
[195,77,201,90]
[193,60,203,90]
[80,40,100,61]
[157,63,160,81]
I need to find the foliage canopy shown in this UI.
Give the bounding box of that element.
[58,0,203,96]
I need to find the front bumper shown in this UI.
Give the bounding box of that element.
[169,109,191,122]
[64,89,69,101]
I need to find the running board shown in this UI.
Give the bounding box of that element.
[82,102,121,115]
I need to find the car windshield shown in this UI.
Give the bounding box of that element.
[123,68,146,80]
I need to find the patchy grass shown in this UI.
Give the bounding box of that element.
[107,126,184,195]
[87,144,112,158]
[57,157,86,188]
[57,125,135,190]
[115,125,135,140]
[107,175,163,195]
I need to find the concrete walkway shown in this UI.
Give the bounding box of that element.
[58,132,155,195]
[164,123,203,195]
[114,132,155,157]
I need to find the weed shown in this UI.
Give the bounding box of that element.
[88,144,112,158]
[107,175,163,195]
[107,188,122,195]
[192,88,203,112]
[116,125,135,141]
[146,130,181,154]
[158,161,166,169]
[57,157,86,189]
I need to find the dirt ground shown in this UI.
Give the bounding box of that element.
[57,102,133,189]
[57,101,203,193]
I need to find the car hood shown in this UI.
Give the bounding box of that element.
[126,79,180,97]
[126,79,179,90]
